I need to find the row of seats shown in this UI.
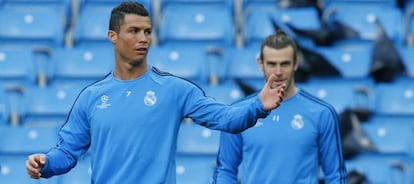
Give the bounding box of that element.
[0,0,413,49]
[0,76,413,144]
[0,42,413,91]
[0,39,413,123]
[0,0,413,87]
[1,0,414,183]
[0,123,220,183]
[2,118,414,184]
[1,80,414,183]
[0,84,413,182]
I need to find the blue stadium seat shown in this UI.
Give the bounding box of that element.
[160,0,234,19]
[74,0,154,48]
[177,122,220,154]
[242,0,277,14]
[148,46,209,85]
[272,7,321,32]
[158,4,235,49]
[0,0,72,29]
[374,81,414,115]
[59,154,92,184]
[322,0,397,7]
[78,0,153,16]
[397,46,414,78]
[0,89,8,126]
[270,7,321,47]
[0,154,60,184]
[21,86,81,127]
[345,153,410,184]
[315,44,373,79]
[405,0,414,47]
[362,115,414,156]
[160,0,233,11]
[226,46,264,92]
[199,81,245,105]
[0,48,37,88]
[243,11,275,48]
[0,8,66,49]
[48,47,114,89]
[176,154,217,184]
[72,6,112,48]
[323,3,404,45]
[300,78,375,114]
[0,126,59,154]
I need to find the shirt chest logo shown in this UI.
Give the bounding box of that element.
[97,95,111,109]
[144,90,157,106]
[291,114,304,130]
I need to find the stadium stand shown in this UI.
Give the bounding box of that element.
[48,46,114,89]
[176,122,220,184]
[0,88,8,126]
[315,43,373,79]
[0,0,413,183]
[242,10,276,48]
[404,0,414,46]
[71,0,153,47]
[0,126,60,184]
[300,78,375,114]
[158,0,235,46]
[0,48,37,88]
[0,0,72,29]
[78,0,153,16]
[176,153,217,184]
[345,153,411,184]
[0,8,66,49]
[199,80,245,105]
[0,154,61,184]
[322,0,397,7]
[374,81,414,116]
[71,5,112,48]
[362,115,414,156]
[59,154,92,184]
[159,0,233,13]
[21,86,81,127]
[242,0,277,14]
[148,46,210,85]
[177,122,221,154]
[157,4,235,49]
[397,46,414,78]
[226,46,263,92]
[322,1,404,46]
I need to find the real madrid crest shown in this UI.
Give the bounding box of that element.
[291,114,304,130]
[144,90,157,106]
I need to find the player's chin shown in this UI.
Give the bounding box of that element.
[271,81,285,89]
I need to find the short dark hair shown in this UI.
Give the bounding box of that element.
[109,1,150,33]
[260,30,298,63]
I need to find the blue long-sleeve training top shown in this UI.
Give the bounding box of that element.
[214,89,347,184]
[40,66,270,183]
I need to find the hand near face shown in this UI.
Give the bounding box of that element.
[26,154,46,179]
[259,74,286,111]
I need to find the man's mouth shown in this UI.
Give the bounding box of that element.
[135,47,147,54]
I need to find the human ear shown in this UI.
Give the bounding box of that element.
[108,30,117,44]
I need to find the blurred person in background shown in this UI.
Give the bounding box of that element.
[213,30,347,184]
[25,1,286,183]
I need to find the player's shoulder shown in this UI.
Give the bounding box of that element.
[150,66,195,84]
[298,89,337,113]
